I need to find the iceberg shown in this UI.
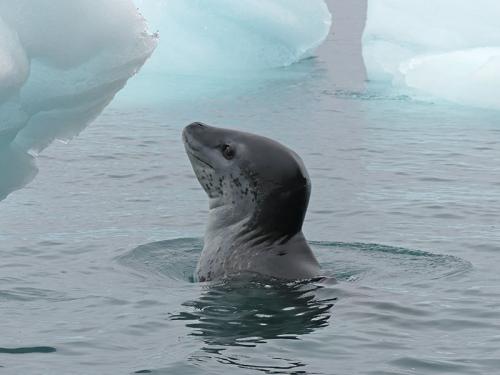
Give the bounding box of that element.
[0,0,157,200]
[134,0,332,75]
[363,0,500,110]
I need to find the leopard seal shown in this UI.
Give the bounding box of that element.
[183,122,320,282]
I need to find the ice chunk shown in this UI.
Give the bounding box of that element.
[0,0,157,200]
[133,0,332,74]
[401,48,500,109]
[363,0,500,110]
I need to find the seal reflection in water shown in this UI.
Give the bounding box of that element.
[183,122,320,282]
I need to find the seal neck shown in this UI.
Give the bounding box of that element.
[249,182,309,242]
[205,182,308,247]
[204,202,255,249]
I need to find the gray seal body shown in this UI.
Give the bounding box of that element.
[183,122,320,282]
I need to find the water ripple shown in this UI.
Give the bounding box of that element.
[118,238,471,287]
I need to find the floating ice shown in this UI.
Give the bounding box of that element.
[133,0,332,75]
[363,0,500,110]
[0,0,157,200]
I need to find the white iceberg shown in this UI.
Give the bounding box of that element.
[363,0,500,110]
[0,0,157,200]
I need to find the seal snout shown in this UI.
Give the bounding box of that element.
[183,122,215,170]
[183,122,208,145]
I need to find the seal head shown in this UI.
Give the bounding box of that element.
[183,122,320,281]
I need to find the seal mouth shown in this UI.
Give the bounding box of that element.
[186,149,215,169]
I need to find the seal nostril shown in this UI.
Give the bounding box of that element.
[185,122,207,137]
[190,122,206,128]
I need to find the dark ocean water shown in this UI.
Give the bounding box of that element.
[1,1,500,374]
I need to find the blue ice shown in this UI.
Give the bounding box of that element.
[0,0,158,200]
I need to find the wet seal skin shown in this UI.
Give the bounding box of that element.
[183,122,320,282]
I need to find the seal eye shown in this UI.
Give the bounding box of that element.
[222,144,235,160]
